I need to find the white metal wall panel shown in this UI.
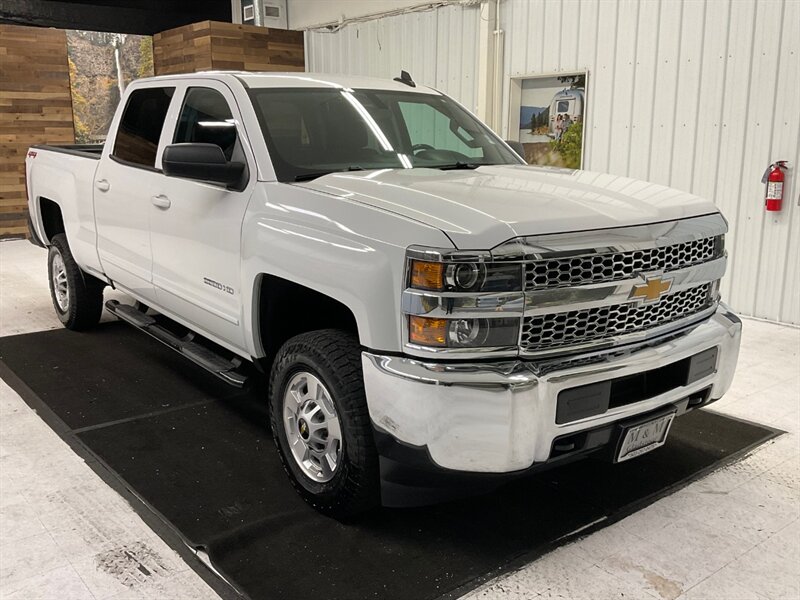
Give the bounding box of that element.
[499,0,799,324]
[756,0,799,320]
[626,1,657,182]
[305,4,481,113]
[305,0,799,323]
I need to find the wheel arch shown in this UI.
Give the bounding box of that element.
[38,197,65,244]
[253,274,360,371]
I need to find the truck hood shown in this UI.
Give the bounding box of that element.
[296,165,720,249]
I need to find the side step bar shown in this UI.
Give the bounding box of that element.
[105,300,248,388]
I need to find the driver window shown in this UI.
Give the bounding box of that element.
[398,102,483,159]
[174,88,237,160]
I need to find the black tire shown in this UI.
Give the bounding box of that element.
[269,329,380,519]
[47,233,105,330]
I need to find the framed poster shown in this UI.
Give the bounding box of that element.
[66,30,154,144]
[508,72,587,168]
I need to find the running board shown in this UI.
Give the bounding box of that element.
[105,300,248,388]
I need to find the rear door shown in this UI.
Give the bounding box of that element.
[149,80,257,352]
[94,84,176,300]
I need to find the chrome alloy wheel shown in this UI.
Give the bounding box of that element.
[282,371,343,483]
[51,251,69,312]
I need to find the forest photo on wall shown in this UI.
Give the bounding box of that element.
[66,30,154,144]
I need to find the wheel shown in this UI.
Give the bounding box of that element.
[269,329,379,519]
[47,233,105,330]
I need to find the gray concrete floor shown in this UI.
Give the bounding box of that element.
[1,239,798,600]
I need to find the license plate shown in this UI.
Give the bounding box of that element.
[616,412,676,462]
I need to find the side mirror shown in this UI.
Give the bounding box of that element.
[162,143,245,186]
[505,140,526,160]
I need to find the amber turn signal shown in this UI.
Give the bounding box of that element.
[410,260,444,290]
[409,316,447,346]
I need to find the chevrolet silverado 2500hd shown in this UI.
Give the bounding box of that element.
[26,72,741,517]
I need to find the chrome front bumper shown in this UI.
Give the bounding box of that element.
[362,305,741,473]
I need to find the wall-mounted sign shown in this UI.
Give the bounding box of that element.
[508,72,587,169]
[66,30,154,144]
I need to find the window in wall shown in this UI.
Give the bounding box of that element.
[112,87,174,168]
[174,87,237,160]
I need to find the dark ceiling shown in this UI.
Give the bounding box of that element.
[0,0,232,35]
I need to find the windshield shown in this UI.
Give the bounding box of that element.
[247,87,523,181]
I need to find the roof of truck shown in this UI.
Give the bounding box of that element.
[137,71,439,94]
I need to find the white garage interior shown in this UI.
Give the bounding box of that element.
[301,0,799,325]
[1,1,798,599]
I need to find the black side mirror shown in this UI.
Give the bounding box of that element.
[505,140,526,160]
[162,143,245,186]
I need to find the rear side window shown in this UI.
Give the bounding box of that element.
[173,88,237,160]
[112,87,175,168]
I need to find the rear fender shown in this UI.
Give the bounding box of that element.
[26,150,102,274]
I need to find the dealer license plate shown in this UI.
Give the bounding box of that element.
[616,412,676,462]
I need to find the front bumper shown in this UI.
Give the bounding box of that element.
[362,305,741,477]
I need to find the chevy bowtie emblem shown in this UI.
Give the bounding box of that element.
[630,275,673,303]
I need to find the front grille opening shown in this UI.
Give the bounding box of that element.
[555,347,718,424]
[525,235,721,290]
[522,283,713,352]
[608,359,692,409]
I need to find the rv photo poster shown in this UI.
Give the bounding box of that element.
[515,73,586,169]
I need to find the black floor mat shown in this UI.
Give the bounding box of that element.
[0,323,778,600]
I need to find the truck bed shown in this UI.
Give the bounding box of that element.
[31,144,103,159]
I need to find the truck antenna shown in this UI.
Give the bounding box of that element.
[393,70,416,88]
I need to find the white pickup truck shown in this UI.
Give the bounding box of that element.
[26,71,741,517]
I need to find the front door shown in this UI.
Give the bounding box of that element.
[149,81,256,353]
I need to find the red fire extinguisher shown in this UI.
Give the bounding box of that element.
[762,160,788,212]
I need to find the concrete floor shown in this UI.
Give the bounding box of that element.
[1,239,798,600]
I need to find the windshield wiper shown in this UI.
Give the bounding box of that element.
[294,166,364,182]
[437,161,486,171]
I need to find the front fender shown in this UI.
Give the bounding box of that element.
[240,183,453,356]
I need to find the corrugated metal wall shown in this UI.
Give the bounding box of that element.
[500,0,799,324]
[305,0,800,324]
[305,3,481,113]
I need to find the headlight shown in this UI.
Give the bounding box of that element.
[409,316,520,348]
[404,247,524,354]
[409,259,521,292]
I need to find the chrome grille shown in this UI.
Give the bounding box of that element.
[525,236,720,290]
[521,284,713,352]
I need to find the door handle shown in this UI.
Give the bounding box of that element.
[151,194,171,209]
[95,179,110,192]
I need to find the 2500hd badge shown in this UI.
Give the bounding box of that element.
[203,277,235,295]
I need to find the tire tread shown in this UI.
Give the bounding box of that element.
[268,329,379,519]
[48,233,104,330]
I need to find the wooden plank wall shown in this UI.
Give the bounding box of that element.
[0,20,302,238]
[0,25,75,239]
[153,20,304,75]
